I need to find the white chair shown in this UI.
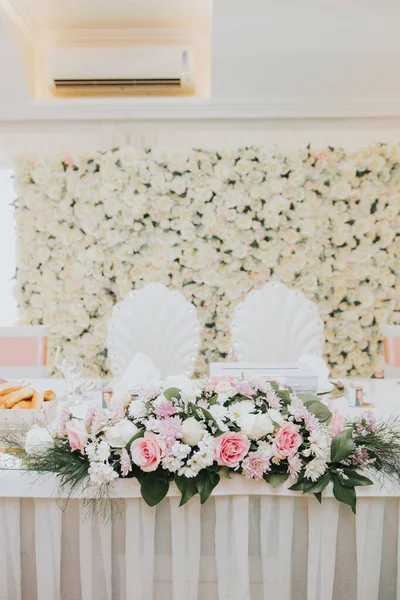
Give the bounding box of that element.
[0,326,48,379]
[107,283,201,379]
[230,282,324,362]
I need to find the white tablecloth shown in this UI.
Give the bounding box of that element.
[0,378,399,600]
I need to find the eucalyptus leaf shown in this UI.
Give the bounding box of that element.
[330,428,354,463]
[298,393,320,403]
[163,387,182,401]
[141,473,169,507]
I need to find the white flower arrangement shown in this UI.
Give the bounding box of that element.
[13,144,400,378]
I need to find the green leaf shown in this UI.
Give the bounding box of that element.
[163,387,181,401]
[337,469,373,488]
[195,470,220,504]
[269,381,279,392]
[141,473,169,507]
[265,472,289,488]
[303,400,332,423]
[189,404,224,436]
[217,466,233,479]
[332,475,357,513]
[330,428,354,463]
[314,492,322,503]
[302,472,331,494]
[126,428,145,448]
[298,393,320,403]
[175,476,198,506]
[288,480,305,491]
[208,395,219,406]
[276,389,291,404]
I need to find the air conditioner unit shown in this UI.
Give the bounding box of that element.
[45,45,195,97]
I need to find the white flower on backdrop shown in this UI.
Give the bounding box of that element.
[0,169,17,326]
[12,144,400,378]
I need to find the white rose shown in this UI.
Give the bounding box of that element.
[25,426,54,456]
[240,413,274,440]
[268,409,284,425]
[181,417,206,446]
[229,400,255,422]
[105,419,138,448]
[214,379,237,398]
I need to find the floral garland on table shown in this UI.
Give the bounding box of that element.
[14,144,400,379]
[5,376,400,516]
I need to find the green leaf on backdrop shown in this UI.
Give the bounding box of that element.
[332,475,357,513]
[195,470,220,504]
[175,476,198,506]
[141,472,169,507]
[265,472,289,488]
[330,428,354,463]
[163,387,182,401]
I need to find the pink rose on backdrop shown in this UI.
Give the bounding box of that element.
[66,419,88,455]
[272,422,302,459]
[329,409,346,437]
[214,431,250,468]
[131,432,164,472]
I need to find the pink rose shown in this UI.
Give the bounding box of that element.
[214,432,250,468]
[66,419,88,455]
[131,432,164,472]
[273,422,302,459]
[329,409,346,437]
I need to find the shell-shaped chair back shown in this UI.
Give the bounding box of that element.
[231,282,324,362]
[107,283,201,379]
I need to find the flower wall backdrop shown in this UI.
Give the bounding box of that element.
[14,144,400,377]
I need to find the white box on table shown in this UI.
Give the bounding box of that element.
[210,362,319,393]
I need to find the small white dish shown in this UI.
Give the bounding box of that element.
[317,381,335,395]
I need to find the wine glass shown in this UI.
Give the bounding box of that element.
[55,346,83,405]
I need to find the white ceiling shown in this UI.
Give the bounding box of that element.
[20,0,211,30]
[0,0,400,120]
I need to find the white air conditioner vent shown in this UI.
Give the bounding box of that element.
[45,46,194,97]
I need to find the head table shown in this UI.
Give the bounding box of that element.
[0,378,399,600]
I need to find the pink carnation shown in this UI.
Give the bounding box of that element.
[272,422,302,459]
[110,397,126,424]
[214,431,250,468]
[329,409,346,437]
[131,432,164,472]
[266,390,281,409]
[120,448,132,477]
[66,419,88,455]
[235,380,255,398]
[242,451,270,480]
[58,405,71,435]
[154,400,178,418]
[85,406,107,435]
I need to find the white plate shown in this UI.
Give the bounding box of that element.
[317,381,335,395]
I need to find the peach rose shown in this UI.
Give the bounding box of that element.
[272,423,302,459]
[214,432,250,468]
[131,432,164,472]
[329,409,346,437]
[66,419,88,455]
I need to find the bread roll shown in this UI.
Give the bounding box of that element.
[30,391,44,410]
[43,390,56,402]
[11,400,32,410]
[4,386,35,409]
[0,382,22,396]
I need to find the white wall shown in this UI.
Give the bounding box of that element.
[0,169,17,325]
